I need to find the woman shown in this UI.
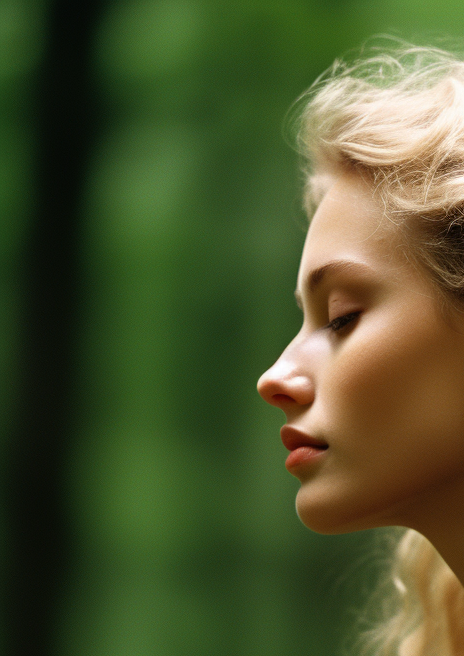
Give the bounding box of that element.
[257,42,464,655]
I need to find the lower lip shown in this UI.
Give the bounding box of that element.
[285,446,327,471]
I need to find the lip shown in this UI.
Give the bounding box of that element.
[280,426,328,451]
[280,426,328,472]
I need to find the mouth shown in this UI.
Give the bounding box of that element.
[280,425,328,452]
[280,426,328,472]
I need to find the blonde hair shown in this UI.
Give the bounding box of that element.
[353,529,464,656]
[297,39,464,303]
[295,40,464,656]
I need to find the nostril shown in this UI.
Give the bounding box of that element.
[270,393,296,406]
[258,368,313,407]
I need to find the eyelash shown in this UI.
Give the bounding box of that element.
[326,311,360,333]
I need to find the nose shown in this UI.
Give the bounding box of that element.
[257,349,314,410]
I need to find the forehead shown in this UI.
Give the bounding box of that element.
[298,173,400,285]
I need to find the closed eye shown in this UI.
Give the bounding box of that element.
[326,311,361,333]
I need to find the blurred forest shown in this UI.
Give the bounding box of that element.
[2,1,464,655]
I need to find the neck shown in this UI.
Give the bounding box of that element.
[398,473,464,587]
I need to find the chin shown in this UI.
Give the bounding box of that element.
[295,490,385,535]
[296,506,355,535]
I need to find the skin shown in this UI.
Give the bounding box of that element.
[257,172,464,584]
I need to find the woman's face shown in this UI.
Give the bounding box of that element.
[258,173,464,535]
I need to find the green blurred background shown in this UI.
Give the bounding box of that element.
[1,1,463,655]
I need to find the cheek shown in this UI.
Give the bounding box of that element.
[321,316,464,453]
[320,329,412,432]
[297,320,464,533]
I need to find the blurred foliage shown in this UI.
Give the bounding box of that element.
[2,1,464,655]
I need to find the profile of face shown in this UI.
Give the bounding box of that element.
[258,172,464,535]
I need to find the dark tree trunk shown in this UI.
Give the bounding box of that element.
[4,1,107,653]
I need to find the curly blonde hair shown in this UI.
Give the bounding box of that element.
[298,39,464,303]
[296,39,464,656]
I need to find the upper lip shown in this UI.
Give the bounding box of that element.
[280,426,328,452]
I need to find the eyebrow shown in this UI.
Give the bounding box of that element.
[294,260,373,309]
